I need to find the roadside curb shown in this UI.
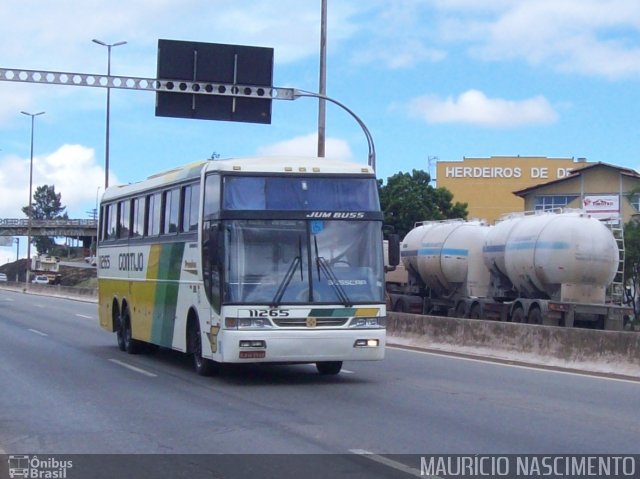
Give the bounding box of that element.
[0,284,98,304]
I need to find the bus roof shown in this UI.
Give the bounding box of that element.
[101,156,374,202]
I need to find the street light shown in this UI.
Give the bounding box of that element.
[14,237,19,280]
[92,38,127,189]
[21,110,45,285]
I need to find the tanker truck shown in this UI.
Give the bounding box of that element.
[385,211,631,331]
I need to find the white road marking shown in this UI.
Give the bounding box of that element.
[27,328,48,336]
[75,314,93,319]
[349,449,430,478]
[108,358,157,377]
[387,345,640,385]
[341,369,355,374]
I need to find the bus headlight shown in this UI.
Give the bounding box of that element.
[354,339,380,347]
[349,317,385,328]
[225,317,274,329]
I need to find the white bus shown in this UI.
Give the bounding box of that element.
[98,156,386,375]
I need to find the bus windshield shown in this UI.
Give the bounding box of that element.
[223,219,384,305]
[222,176,379,211]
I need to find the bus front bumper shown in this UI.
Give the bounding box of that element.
[217,328,386,363]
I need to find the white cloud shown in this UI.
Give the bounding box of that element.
[350,1,447,69]
[407,89,558,128]
[257,133,354,160]
[436,0,640,79]
[0,1,364,126]
[0,144,116,218]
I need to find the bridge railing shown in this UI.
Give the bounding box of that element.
[0,218,97,227]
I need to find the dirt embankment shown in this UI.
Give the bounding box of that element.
[0,259,96,286]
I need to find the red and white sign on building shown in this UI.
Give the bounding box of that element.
[582,195,620,221]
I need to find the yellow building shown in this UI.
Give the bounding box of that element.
[436,156,591,223]
[514,162,640,225]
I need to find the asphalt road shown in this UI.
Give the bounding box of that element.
[1,289,638,477]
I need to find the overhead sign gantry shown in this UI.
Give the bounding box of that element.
[0,39,375,170]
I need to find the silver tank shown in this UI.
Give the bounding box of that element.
[402,220,490,297]
[483,211,619,300]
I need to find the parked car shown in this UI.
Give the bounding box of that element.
[32,275,49,285]
[0,273,7,282]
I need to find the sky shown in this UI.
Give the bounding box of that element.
[2,0,640,260]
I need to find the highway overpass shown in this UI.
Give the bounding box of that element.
[0,218,97,237]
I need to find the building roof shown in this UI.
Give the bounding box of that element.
[512,161,640,197]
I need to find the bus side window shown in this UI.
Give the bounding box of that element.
[118,200,131,239]
[181,184,199,233]
[147,193,161,236]
[202,222,221,311]
[107,203,118,240]
[204,175,220,219]
[132,197,145,238]
[164,188,179,234]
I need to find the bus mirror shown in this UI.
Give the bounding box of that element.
[387,234,400,268]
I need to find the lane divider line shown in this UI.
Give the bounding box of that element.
[27,328,48,337]
[108,358,157,377]
[75,314,93,319]
[349,449,431,478]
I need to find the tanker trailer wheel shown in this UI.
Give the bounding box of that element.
[511,307,525,323]
[455,302,466,318]
[528,307,542,325]
[469,303,481,319]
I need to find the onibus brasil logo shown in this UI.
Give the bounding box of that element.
[7,455,73,478]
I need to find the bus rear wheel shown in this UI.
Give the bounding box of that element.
[116,314,126,351]
[316,361,342,375]
[122,310,142,354]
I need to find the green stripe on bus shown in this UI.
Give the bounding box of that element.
[151,242,185,346]
[309,308,357,317]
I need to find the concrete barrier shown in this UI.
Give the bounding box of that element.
[386,312,640,374]
[0,281,97,302]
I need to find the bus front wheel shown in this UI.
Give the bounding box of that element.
[316,361,342,375]
[189,320,218,377]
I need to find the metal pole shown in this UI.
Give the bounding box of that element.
[92,39,127,189]
[21,110,45,285]
[295,89,376,171]
[105,45,111,189]
[317,0,327,158]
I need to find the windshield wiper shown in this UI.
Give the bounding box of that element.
[314,237,352,307]
[271,236,304,307]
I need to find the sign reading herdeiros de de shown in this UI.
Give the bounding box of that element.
[437,156,590,182]
[442,165,575,180]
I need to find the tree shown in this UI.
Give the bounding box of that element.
[22,184,68,254]
[624,219,640,321]
[378,169,468,238]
